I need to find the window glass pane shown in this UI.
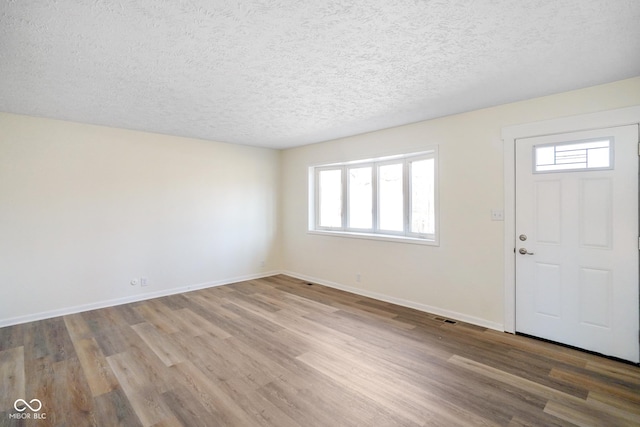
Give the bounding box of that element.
[535,139,611,172]
[312,150,438,243]
[379,163,403,231]
[536,146,555,167]
[348,166,372,229]
[411,158,435,234]
[318,169,342,227]
[587,147,610,168]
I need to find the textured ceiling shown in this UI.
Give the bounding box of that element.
[1,1,639,149]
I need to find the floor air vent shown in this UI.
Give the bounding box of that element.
[435,317,457,324]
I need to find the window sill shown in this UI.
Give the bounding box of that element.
[307,230,439,246]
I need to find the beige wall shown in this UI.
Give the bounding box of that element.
[0,114,281,325]
[2,77,639,328]
[280,77,640,329]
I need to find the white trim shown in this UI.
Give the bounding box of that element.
[502,105,640,334]
[2,269,505,332]
[307,230,438,246]
[0,270,281,328]
[283,270,504,331]
[307,147,438,168]
[309,148,439,245]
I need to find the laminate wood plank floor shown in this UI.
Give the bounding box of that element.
[1,274,639,426]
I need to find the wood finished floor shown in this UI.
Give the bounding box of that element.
[1,275,639,426]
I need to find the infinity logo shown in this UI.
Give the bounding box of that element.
[14,399,42,412]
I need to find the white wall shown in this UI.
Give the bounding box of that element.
[280,77,640,330]
[0,113,281,326]
[2,77,639,329]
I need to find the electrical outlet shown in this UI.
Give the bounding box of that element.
[140,277,149,287]
[491,209,504,221]
[356,273,361,282]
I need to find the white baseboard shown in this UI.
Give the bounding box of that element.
[0,270,281,328]
[1,270,504,332]
[282,270,504,332]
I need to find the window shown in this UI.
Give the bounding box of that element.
[311,150,438,244]
[534,138,613,173]
[317,169,342,227]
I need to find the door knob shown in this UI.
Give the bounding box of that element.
[519,248,534,255]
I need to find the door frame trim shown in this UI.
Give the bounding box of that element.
[502,106,640,334]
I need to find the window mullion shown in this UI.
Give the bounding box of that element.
[314,168,321,230]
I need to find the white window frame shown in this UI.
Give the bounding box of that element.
[310,149,439,246]
[313,165,347,231]
[532,137,614,173]
[347,162,375,232]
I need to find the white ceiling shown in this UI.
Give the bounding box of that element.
[1,1,639,149]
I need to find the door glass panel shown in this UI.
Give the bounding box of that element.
[534,139,612,172]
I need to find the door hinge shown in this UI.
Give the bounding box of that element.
[638,236,640,250]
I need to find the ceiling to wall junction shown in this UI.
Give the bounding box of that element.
[1,0,639,148]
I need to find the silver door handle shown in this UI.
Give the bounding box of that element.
[519,248,534,255]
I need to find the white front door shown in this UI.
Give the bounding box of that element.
[515,125,639,362]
